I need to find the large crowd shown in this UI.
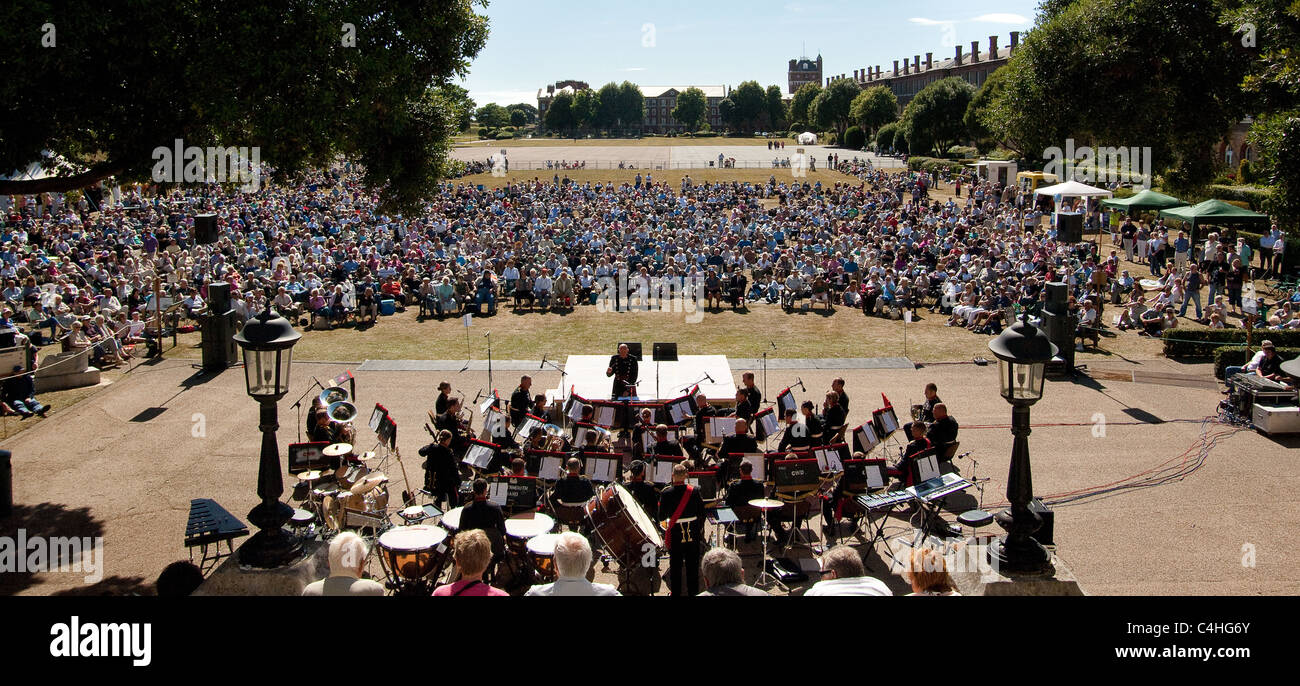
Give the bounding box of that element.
[0,159,1291,380]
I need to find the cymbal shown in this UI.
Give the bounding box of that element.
[356,451,377,462]
[350,471,388,496]
[297,470,323,481]
[323,443,354,457]
[749,498,785,509]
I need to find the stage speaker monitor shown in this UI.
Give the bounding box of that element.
[618,342,643,361]
[1055,212,1083,244]
[207,281,232,314]
[1044,281,1068,316]
[652,342,678,362]
[1028,498,1055,547]
[194,213,218,245]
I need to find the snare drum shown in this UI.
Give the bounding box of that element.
[526,532,562,583]
[584,483,664,564]
[377,525,449,581]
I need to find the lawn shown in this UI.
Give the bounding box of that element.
[455,167,854,189]
[456,136,800,148]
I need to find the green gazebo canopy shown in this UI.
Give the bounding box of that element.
[1159,199,1269,228]
[1101,189,1187,211]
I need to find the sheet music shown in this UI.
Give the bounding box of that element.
[917,454,941,482]
[686,478,699,489]
[541,455,564,479]
[668,402,688,424]
[865,463,886,490]
[880,409,898,435]
[814,449,829,473]
[757,411,779,439]
[574,427,589,448]
[643,427,679,451]
[594,405,616,427]
[483,409,506,439]
[708,416,737,438]
[568,400,588,422]
[518,417,542,440]
[857,424,879,450]
[368,406,385,432]
[777,391,796,415]
[479,395,496,415]
[488,481,509,506]
[652,460,675,484]
[825,449,844,473]
[463,443,494,469]
[588,457,617,483]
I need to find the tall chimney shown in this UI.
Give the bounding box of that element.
[989,35,999,59]
[1010,31,1020,53]
[971,40,981,63]
[903,59,909,75]
[955,45,963,66]
[925,52,933,69]
[914,55,921,73]
[893,60,900,77]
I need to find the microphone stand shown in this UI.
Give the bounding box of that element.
[290,377,326,443]
[485,331,493,394]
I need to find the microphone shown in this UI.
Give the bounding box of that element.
[705,373,715,383]
[483,331,491,337]
[770,341,777,350]
[539,354,547,370]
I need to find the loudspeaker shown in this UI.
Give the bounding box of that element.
[1055,212,1083,243]
[618,342,643,360]
[652,342,678,362]
[1029,498,1055,546]
[194,213,218,244]
[200,311,240,371]
[1044,281,1068,316]
[207,281,231,315]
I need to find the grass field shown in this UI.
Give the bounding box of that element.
[455,167,853,189]
[456,136,801,148]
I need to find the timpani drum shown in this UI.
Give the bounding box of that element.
[526,533,562,583]
[505,512,555,541]
[441,506,464,534]
[584,483,663,564]
[377,525,449,581]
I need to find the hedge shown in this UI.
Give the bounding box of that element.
[907,156,965,176]
[1163,328,1300,358]
[1214,346,1300,379]
[1206,185,1273,212]
[843,126,865,150]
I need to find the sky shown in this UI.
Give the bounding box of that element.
[459,0,1040,107]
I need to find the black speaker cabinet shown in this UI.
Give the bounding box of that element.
[194,213,218,244]
[207,281,231,315]
[652,342,678,361]
[1055,212,1083,243]
[1029,498,1055,547]
[618,342,643,360]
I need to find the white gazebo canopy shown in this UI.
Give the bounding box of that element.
[797,132,817,145]
[1033,180,1113,198]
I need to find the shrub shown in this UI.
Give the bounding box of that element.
[477,127,490,137]
[946,145,978,159]
[494,131,514,139]
[1163,328,1300,359]
[1206,184,1273,212]
[893,127,909,155]
[1214,346,1300,378]
[843,126,865,150]
[1239,159,1255,184]
[876,123,898,149]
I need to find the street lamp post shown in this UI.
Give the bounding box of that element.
[987,314,1058,574]
[233,305,303,568]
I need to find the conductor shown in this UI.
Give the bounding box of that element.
[606,343,639,399]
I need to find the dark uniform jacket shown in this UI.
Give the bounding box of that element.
[657,484,705,542]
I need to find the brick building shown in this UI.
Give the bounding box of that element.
[788,55,823,94]
[839,32,1021,107]
[537,82,729,133]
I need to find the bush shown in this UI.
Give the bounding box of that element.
[842,126,866,150]
[477,127,490,137]
[693,131,717,138]
[1214,346,1300,379]
[893,127,909,154]
[946,145,978,159]
[1206,184,1273,212]
[907,156,964,176]
[1239,159,1255,184]
[1163,328,1300,359]
[493,131,514,139]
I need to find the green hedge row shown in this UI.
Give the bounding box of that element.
[1163,328,1300,358]
[907,156,966,175]
[1206,185,1273,212]
[1214,345,1300,378]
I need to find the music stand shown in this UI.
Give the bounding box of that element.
[652,342,677,401]
[618,341,643,360]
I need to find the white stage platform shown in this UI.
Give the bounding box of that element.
[549,354,737,403]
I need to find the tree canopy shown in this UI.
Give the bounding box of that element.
[900,77,974,155]
[810,78,860,139]
[672,88,709,132]
[0,0,490,212]
[850,86,899,138]
[789,83,821,130]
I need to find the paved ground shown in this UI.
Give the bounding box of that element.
[451,144,900,170]
[3,355,1295,596]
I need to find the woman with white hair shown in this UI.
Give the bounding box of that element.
[524,532,620,596]
[302,532,385,596]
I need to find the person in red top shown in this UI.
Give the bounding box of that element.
[433,529,509,597]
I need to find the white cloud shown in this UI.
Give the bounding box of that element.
[908,17,948,26]
[971,13,1030,24]
[622,67,647,72]
[468,90,540,107]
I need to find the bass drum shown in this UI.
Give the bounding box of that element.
[584,483,664,565]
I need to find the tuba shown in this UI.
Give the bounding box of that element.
[328,400,358,424]
[320,385,350,406]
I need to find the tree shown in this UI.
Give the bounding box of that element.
[789,83,822,130]
[475,103,510,129]
[766,85,788,132]
[893,127,910,155]
[899,77,975,156]
[0,0,488,212]
[572,89,599,131]
[810,78,860,140]
[544,91,577,134]
[509,108,529,127]
[672,87,708,132]
[437,84,476,132]
[730,81,768,133]
[617,82,645,133]
[964,66,1011,153]
[595,82,622,130]
[506,103,538,124]
[849,86,898,138]
[843,126,866,150]
[983,0,1249,191]
[718,98,737,131]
